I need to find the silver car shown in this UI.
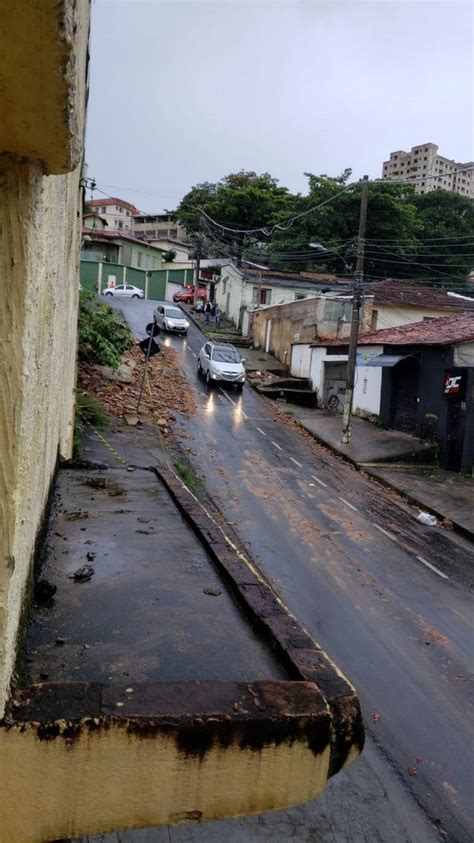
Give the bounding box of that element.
[154,304,189,335]
[197,342,246,391]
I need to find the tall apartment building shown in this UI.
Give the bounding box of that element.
[382,143,474,197]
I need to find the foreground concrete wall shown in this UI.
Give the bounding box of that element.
[0,2,89,174]
[0,0,89,716]
[0,159,82,715]
[1,681,335,842]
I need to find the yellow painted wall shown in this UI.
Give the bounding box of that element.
[0,720,333,841]
[0,159,82,716]
[0,0,90,717]
[375,303,460,330]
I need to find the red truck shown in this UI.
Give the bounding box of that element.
[173,285,207,304]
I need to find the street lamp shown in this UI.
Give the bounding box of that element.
[308,242,352,273]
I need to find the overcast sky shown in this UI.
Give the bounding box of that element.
[86,0,473,213]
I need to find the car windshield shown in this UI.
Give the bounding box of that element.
[165,308,183,319]
[212,348,241,363]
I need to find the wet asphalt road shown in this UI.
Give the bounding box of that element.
[115,299,474,843]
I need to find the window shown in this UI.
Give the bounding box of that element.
[324,300,352,321]
[253,287,271,305]
[101,206,106,213]
[137,252,142,267]
[371,309,378,331]
[222,278,227,294]
[118,221,123,229]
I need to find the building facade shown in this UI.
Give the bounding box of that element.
[215,263,351,336]
[382,143,474,197]
[306,315,474,473]
[253,279,474,366]
[132,211,189,243]
[89,197,139,231]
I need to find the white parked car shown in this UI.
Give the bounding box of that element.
[103,284,144,299]
[154,304,189,335]
[197,342,246,391]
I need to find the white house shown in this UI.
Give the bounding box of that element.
[215,263,351,335]
[292,343,383,420]
[88,197,139,232]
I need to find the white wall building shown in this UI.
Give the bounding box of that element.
[89,197,139,232]
[215,263,350,335]
[291,344,383,420]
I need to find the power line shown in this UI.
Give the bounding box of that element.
[198,184,355,237]
[365,242,469,282]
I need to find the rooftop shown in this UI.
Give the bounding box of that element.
[242,267,351,290]
[368,279,474,311]
[90,197,140,214]
[314,313,474,348]
[81,227,166,252]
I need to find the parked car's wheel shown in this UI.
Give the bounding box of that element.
[197,360,202,376]
[132,294,140,299]
[206,370,211,386]
[235,383,243,393]
[104,290,113,296]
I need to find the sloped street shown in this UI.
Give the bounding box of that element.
[101,298,474,843]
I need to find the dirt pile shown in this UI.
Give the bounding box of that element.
[78,342,196,430]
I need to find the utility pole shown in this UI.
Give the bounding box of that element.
[341,175,369,445]
[193,233,204,306]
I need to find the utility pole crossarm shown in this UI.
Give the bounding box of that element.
[341,175,369,445]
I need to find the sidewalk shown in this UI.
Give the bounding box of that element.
[285,405,474,541]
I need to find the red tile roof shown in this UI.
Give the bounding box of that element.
[313,313,474,348]
[89,197,140,214]
[367,279,474,311]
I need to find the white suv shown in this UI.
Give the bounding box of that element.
[197,342,246,391]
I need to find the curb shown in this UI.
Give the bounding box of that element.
[286,415,474,544]
[182,306,206,334]
[154,465,364,775]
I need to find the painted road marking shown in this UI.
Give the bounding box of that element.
[256,427,266,436]
[311,475,328,488]
[218,387,248,418]
[271,441,283,451]
[372,523,398,542]
[339,497,358,512]
[191,351,197,358]
[416,555,449,580]
[290,457,303,468]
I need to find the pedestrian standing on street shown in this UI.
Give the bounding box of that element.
[204,301,211,325]
[211,301,217,319]
[215,305,222,329]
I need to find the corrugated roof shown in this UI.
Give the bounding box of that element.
[312,313,474,348]
[244,267,351,285]
[368,279,474,311]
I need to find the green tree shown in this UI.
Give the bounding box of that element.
[177,170,296,262]
[407,191,474,283]
[267,174,421,276]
